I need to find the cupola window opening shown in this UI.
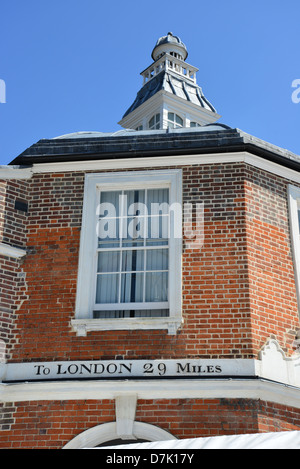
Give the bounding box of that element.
[190,122,200,127]
[167,112,183,129]
[149,114,161,130]
[170,51,183,60]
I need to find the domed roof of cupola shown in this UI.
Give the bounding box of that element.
[151,32,188,61]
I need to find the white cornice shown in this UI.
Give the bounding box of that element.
[0,243,27,259]
[1,151,300,185]
[29,151,300,184]
[0,166,32,180]
[31,152,246,173]
[0,378,299,408]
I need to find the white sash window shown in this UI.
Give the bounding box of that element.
[94,188,169,318]
[72,170,182,336]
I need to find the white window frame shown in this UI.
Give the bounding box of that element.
[288,184,300,317]
[72,169,182,336]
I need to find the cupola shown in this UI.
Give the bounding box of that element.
[118,33,220,131]
[151,32,188,61]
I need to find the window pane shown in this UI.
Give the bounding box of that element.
[98,191,120,246]
[96,274,119,304]
[146,238,168,246]
[99,191,121,217]
[146,249,168,271]
[122,238,144,247]
[98,217,120,247]
[120,273,144,302]
[176,114,183,126]
[124,216,146,242]
[97,251,120,273]
[167,112,183,128]
[122,250,144,272]
[147,188,169,212]
[98,239,120,249]
[148,215,169,240]
[93,309,169,319]
[145,272,168,302]
[134,309,169,317]
[121,190,146,242]
[149,114,160,129]
[124,189,146,215]
[93,310,131,319]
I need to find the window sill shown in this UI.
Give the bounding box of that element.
[71,317,182,337]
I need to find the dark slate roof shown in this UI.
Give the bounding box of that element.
[123,72,165,118]
[122,71,217,118]
[9,124,300,172]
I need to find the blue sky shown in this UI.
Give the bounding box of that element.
[0,0,300,165]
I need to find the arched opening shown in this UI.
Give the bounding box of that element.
[167,112,183,129]
[97,438,149,447]
[63,421,176,449]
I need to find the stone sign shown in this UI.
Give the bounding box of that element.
[0,358,255,382]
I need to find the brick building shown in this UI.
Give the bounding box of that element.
[0,33,299,449]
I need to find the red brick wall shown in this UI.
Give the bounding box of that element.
[182,163,251,358]
[0,398,299,449]
[0,178,29,361]
[0,179,29,249]
[1,163,299,362]
[244,166,300,355]
[0,256,27,361]
[1,163,300,449]
[3,164,252,361]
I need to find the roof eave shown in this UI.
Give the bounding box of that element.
[8,138,300,174]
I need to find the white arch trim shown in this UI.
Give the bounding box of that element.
[63,421,177,449]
